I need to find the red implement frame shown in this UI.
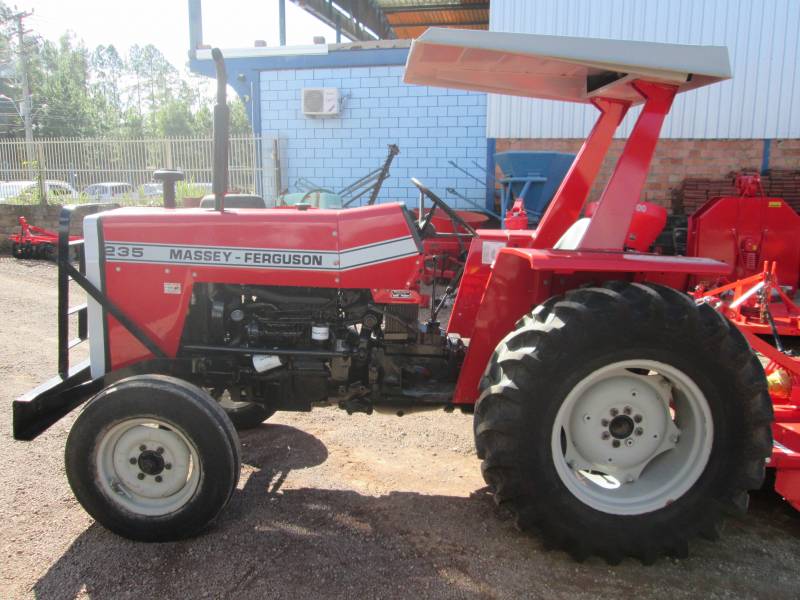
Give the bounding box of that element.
[691,263,800,511]
[692,262,800,337]
[9,216,81,258]
[745,332,800,513]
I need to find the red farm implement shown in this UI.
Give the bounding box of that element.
[9,216,81,260]
[12,32,781,563]
[686,173,800,291]
[691,263,800,510]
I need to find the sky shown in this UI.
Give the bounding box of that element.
[18,0,340,71]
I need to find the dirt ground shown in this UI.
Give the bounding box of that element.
[1,257,799,600]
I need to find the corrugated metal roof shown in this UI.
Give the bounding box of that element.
[488,0,800,139]
[375,0,489,39]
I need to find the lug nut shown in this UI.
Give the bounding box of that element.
[155,475,163,483]
[137,473,145,480]
[165,463,172,470]
[139,444,147,452]
[129,457,137,465]
[156,447,164,454]
[623,406,632,415]
[635,427,644,436]
[634,414,643,423]
[610,408,619,417]
[601,418,609,427]
[625,438,634,447]
[612,439,621,448]
[601,431,610,440]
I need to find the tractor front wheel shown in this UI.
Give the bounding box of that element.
[474,282,773,563]
[65,375,240,541]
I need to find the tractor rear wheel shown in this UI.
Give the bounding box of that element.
[65,375,240,541]
[474,282,773,563]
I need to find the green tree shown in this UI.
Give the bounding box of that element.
[0,5,256,140]
[33,35,99,137]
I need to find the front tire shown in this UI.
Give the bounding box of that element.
[65,375,240,541]
[474,282,773,563]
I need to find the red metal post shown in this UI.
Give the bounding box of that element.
[533,98,629,249]
[578,81,678,251]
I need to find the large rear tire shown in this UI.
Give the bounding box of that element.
[474,282,773,563]
[65,375,240,541]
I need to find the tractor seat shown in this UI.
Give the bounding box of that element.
[553,217,590,250]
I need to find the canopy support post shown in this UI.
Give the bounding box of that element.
[533,98,629,249]
[578,81,678,251]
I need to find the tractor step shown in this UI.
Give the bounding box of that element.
[68,303,88,316]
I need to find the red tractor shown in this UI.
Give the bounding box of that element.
[13,32,774,564]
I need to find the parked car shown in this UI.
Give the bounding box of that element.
[84,182,134,202]
[140,181,213,200]
[140,182,163,197]
[198,193,268,209]
[0,180,78,203]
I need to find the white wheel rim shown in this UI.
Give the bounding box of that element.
[96,418,201,517]
[551,359,713,515]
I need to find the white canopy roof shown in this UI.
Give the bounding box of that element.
[404,28,731,104]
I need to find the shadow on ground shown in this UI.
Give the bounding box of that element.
[31,423,800,600]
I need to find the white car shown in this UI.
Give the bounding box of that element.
[140,182,163,197]
[0,180,78,203]
[199,193,269,209]
[84,182,134,202]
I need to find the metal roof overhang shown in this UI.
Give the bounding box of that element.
[292,1,489,41]
[404,28,732,103]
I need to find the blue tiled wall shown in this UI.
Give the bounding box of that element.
[260,65,487,208]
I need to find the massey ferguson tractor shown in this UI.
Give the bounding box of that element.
[12,30,775,564]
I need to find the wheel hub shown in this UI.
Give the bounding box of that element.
[609,414,635,439]
[137,449,165,476]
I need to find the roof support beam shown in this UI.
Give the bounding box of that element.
[390,20,487,27]
[381,2,489,13]
[291,0,393,41]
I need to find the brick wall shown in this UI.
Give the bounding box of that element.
[260,66,487,208]
[0,204,114,251]
[495,138,800,209]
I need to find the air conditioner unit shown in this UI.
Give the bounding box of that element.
[302,88,340,117]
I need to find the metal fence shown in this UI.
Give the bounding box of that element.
[0,135,283,201]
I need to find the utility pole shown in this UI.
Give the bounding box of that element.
[11,10,35,181]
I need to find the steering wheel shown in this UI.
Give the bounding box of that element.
[411,178,478,239]
[301,188,334,207]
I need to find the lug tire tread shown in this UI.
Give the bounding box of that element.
[474,282,772,563]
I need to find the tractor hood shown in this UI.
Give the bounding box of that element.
[404,28,731,104]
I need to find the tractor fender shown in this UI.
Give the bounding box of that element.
[452,250,540,405]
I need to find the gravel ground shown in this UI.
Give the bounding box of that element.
[1,257,799,599]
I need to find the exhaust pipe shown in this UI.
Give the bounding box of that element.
[211,48,229,212]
